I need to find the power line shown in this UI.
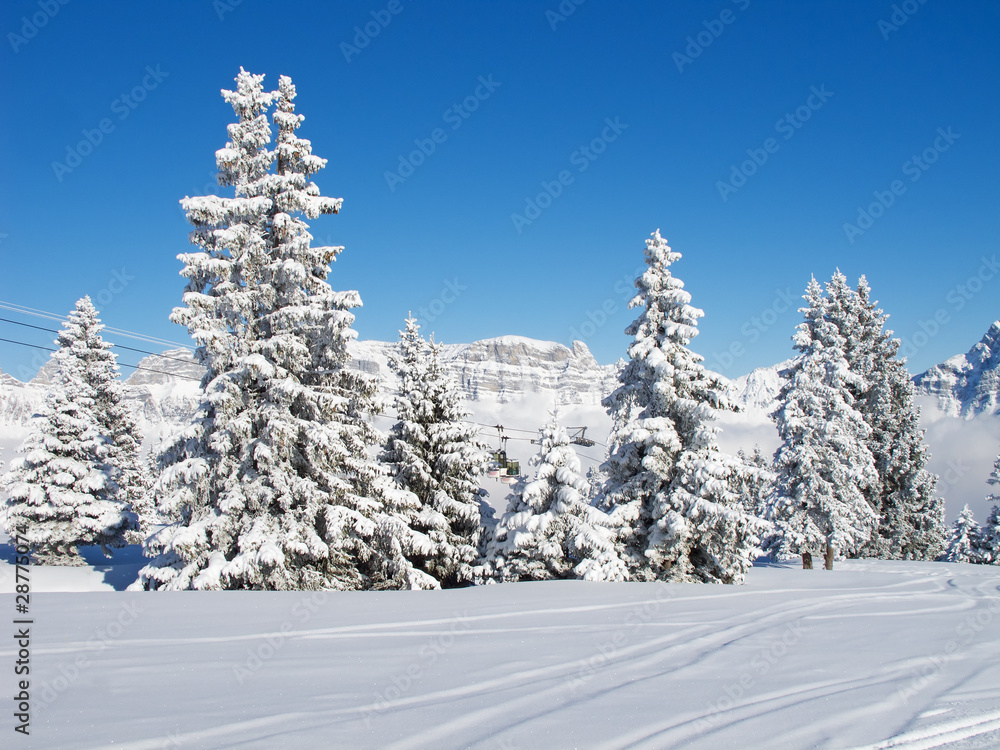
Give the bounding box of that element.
[0,337,55,354]
[0,317,199,368]
[0,300,194,351]
[0,335,203,383]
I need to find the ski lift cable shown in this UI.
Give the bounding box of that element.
[0,317,199,368]
[470,421,537,434]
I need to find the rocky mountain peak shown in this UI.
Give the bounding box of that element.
[912,320,1000,419]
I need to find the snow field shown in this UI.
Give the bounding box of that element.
[2,558,999,749]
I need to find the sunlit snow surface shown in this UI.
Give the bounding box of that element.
[2,546,999,749]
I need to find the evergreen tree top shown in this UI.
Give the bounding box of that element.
[627,228,703,346]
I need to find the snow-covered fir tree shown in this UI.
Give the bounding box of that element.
[1,302,138,563]
[600,230,765,584]
[734,446,774,518]
[766,278,879,569]
[383,316,490,587]
[55,297,152,540]
[978,453,1000,564]
[488,419,627,582]
[939,505,983,564]
[824,273,944,560]
[136,70,436,591]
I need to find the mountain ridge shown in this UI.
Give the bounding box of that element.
[2,323,998,443]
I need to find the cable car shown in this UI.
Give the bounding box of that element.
[486,427,522,482]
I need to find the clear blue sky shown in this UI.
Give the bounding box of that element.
[1,0,998,382]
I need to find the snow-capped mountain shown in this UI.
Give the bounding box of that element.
[0,348,203,445]
[117,348,206,434]
[350,335,618,405]
[723,321,1000,422]
[3,323,997,456]
[912,321,1000,419]
[0,336,617,441]
[724,361,788,417]
[0,369,39,427]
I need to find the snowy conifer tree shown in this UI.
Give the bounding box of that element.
[940,505,983,564]
[734,446,773,518]
[136,70,435,591]
[600,230,765,584]
[383,316,490,587]
[1,301,137,563]
[766,278,879,569]
[825,273,943,559]
[488,419,627,582]
[55,297,151,540]
[978,453,1000,564]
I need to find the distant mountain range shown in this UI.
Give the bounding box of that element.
[1,322,997,449]
[726,320,1000,420]
[0,336,619,445]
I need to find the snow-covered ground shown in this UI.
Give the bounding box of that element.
[2,547,999,749]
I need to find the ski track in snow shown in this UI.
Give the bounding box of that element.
[1,560,999,749]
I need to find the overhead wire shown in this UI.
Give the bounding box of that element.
[0,335,203,383]
[0,316,200,368]
[0,300,194,351]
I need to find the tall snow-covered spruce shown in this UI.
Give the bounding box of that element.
[488,418,627,582]
[136,70,436,591]
[1,298,137,563]
[599,230,765,584]
[57,297,151,539]
[766,278,879,569]
[383,316,490,587]
[824,273,944,560]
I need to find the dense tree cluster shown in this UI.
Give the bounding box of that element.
[4,71,989,590]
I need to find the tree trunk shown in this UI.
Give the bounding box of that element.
[825,545,835,570]
[802,551,813,569]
